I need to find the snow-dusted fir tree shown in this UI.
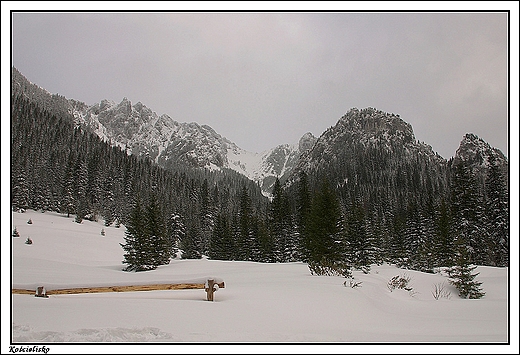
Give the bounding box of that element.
[450,160,486,265]
[345,200,373,273]
[199,179,215,256]
[12,168,29,212]
[121,197,153,271]
[145,193,170,267]
[296,170,312,261]
[434,199,454,267]
[73,156,89,223]
[484,154,508,267]
[209,213,234,260]
[446,241,485,299]
[269,178,293,262]
[181,225,203,259]
[306,178,350,277]
[168,213,185,259]
[237,186,253,261]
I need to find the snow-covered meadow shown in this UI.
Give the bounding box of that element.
[7,210,515,352]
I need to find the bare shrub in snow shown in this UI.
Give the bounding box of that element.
[308,258,352,278]
[387,274,413,292]
[343,279,362,288]
[431,281,452,300]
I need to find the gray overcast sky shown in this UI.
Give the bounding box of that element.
[11,10,509,158]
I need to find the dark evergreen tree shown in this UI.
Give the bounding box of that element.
[296,170,312,261]
[248,215,263,262]
[345,201,373,273]
[237,186,253,260]
[12,168,29,212]
[168,213,186,259]
[364,212,386,266]
[209,213,234,260]
[145,193,170,266]
[256,217,275,263]
[269,178,293,262]
[306,179,344,265]
[199,179,215,255]
[102,174,116,226]
[403,201,435,272]
[450,160,486,265]
[73,156,89,223]
[387,210,407,266]
[484,154,509,266]
[446,241,485,299]
[121,197,152,271]
[61,158,76,218]
[434,199,454,267]
[181,225,204,259]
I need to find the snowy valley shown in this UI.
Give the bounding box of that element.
[11,210,508,345]
[9,67,513,351]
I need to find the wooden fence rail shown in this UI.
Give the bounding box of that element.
[12,280,225,301]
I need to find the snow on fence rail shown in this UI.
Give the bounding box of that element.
[12,279,225,301]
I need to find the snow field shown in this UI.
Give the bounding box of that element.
[8,210,511,347]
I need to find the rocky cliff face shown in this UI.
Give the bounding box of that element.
[72,96,317,195]
[451,133,509,186]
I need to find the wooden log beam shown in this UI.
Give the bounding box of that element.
[12,281,225,296]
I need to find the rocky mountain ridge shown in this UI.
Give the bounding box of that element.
[11,67,507,198]
[72,96,317,194]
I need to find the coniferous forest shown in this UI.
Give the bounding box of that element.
[11,72,509,280]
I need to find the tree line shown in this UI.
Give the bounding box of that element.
[11,92,508,277]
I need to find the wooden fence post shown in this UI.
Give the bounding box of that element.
[35,286,48,298]
[205,279,215,301]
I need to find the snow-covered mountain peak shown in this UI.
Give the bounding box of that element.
[225,133,316,195]
[70,95,311,195]
[452,133,508,179]
[338,107,415,144]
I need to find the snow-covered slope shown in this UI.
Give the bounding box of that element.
[227,132,317,193]
[10,210,510,345]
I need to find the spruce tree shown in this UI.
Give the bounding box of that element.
[388,210,407,266]
[238,186,253,260]
[145,193,170,267]
[345,201,372,273]
[306,179,344,266]
[12,168,29,212]
[434,199,454,267]
[61,159,76,218]
[484,154,509,266]
[121,197,151,271]
[168,213,186,259]
[269,178,293,262]
[296,171,312,261]
[181,225,203,259]
[209,213,234,260]
[74,156,89,222]
[450,160,485,265]
[199,179,215,255]
[446,241,485,299]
